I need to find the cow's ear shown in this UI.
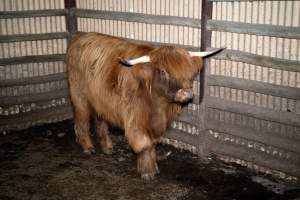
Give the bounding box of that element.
[191,56,204,72]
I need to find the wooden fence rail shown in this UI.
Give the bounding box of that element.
[208,75,300,100]
[0,33,69,43]
[0,9,68,18]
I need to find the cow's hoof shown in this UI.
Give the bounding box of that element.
[140,165,159,181]
[101,146,113,155]
[83,148,96,155]
[141,173,155,181]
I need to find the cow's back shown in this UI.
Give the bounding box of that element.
[67,33,130,76]
[66,32,152,71]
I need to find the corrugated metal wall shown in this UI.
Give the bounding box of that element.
[0,0,299,179]
[0,0,72,130]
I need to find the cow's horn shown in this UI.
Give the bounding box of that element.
[120,55,150,66]
[189,47,226,57]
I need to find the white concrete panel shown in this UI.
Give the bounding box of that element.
[0,16,66,35]
[76,0,202,18]
[212,1,300,27]
[0,0,65,11]
[0,39,67,58]
[77,18,201,47]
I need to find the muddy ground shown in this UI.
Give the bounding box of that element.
[0,120,299,200]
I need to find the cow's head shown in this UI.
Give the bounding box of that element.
[121,46,225,103]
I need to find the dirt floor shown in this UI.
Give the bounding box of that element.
[0,120,299,200]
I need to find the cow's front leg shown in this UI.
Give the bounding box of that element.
[137,146,159,180]
[126,129,159,180]
[150,145,159,174]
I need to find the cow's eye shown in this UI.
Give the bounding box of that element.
[158,69,169,81]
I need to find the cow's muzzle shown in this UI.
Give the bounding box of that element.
[174,88,193,103]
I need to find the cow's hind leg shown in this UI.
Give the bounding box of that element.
[71,92,95,154]
[95,119,113,154]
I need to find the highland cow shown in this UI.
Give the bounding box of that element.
[66,32,224,180]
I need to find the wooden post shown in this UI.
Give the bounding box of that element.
[197,0,213,156]
[200,0,213,103]
[65,0,77,42]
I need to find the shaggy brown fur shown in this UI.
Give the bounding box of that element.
[66,32,204,180]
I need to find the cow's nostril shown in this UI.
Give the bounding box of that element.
[174,88,194,103]
[182,88,193,98]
